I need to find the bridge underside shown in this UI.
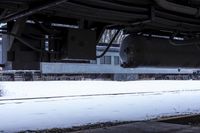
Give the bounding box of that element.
[0,0,200,70]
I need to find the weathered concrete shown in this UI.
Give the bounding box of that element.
[74,122,200,133]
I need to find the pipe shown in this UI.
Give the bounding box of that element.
[169,38,200,46]
[0,0,68,23]
[154,0,200,17]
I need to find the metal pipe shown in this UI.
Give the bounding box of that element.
[155,10,200,24]
[154,0,200,17]
[0,0,68,23]
[169,38,200,46]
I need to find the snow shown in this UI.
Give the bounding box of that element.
[1,80,200,99]
[0,80,200,132]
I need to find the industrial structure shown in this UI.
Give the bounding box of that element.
[39,45,200,81]
[2,1,200,132]
[0,0,200,70]
[1,35,200,81]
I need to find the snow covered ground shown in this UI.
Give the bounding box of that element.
[0,80,200,132]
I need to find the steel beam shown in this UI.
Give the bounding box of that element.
[0,0,68,23]
[154,0,200,17]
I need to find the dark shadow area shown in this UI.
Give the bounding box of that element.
[18,121,137,133]
[159,115,200,126]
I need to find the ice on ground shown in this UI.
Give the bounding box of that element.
[0,80,200,132]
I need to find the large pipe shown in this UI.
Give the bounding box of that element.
[154,0,200,17]
[0,0,68,23]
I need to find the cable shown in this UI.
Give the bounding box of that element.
[96,24,123,44]
[96,29,120,58]
[96,26,107,44]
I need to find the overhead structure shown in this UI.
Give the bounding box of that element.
[0,0,200,69]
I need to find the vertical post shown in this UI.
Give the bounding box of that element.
[1,18,27,70]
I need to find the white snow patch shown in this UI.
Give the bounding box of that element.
[1,80,200,99]
[0,80,200,132]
